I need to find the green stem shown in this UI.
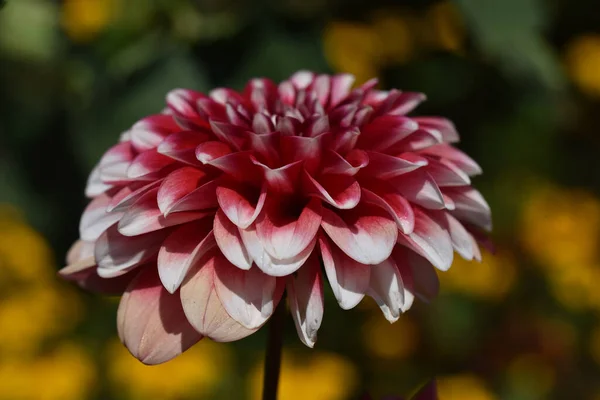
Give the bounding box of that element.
[262,298,286,400]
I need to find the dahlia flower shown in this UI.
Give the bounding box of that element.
[60,71,490,364]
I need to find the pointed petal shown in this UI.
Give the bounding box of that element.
[321,150,369,176]
[318,235,369,309]
[287,252,324,348]
[368,257,403,322]
[280,135,325,174]
[117,268,202,365]
[444,187,492,231]
[79,193,123,241]
[129,114,179,152]
[216,183,267,229]
[195,141,232,163]
[320,203,397,265]
[251,158,303,195]
[157,131,208,166]
[157,220,216,293]
[406,250,440,302]
[255,198,322,260]
[431,211,477,261]
[214,260,282,329]
[85,165,113,197]
[107,180,162,212]
[213,209,252,270]
[157,167,212,214]
[391,170,445,210]
[204,151,261,184]
[303,171,361,209]
[209,121,247,151]
[420,144,482,176]
[358,115,419,152]
[127,150,175,179]
[397,209,453,271]
[425,157,471,187]
[361,187,415,234]
[180,253,258,341]
[330,73,355,107]
[361,151,426,180]
[414,116,460,143]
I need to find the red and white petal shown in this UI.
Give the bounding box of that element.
[425,157,471,187]
[157,220,216,293]
[251,158,303,195]
[320,203,397,265]
[367,257,404,322]
[117,268,203,365]
[391,170,446,210]
[406,251,440,302]
[107,180,162,212]
[361,188,415,234]
[444,187,492,231]
[255,198,322,260]
[414,116,460,143]
[431,211,477,261]
[397,209,453,271]
[204,151,261,184]
[118,188,209,236]
[195,141,232,164]
[180,253,258,341]
[387,92,427,116]
[129,114,179,152]
[302,171,361,210]
[213,210,252,270]
[157,131,208,165]
[397,129,443,152]
[280,134,326,174]
[85,165,113,197]
[99,141,135,167]
[95,225,169,275]
[319,235,370,309]
[390,246,415,312]
[419,144,482,176]
[216,183,267,229]
[209,121,247,151]
[214,259,283,329]
[287,252,324,348]
[157,167,212,214]
[329,73,355,108]
[127,150,175,179]
[79,193,123,241]
[361,151,426,180]
[358,115,418,152]
[239,224,316,277]
[321,150,369,176]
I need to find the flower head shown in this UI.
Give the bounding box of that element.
[60,71,491,364]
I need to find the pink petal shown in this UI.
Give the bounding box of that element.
[361,151,426,180]
[255,197,322,260]
[321,150,369,176]
[216,183,267,229]
[157,220,216,293]
[180,253,258,341]
[251,158,303,195]
[117,268,203,365]
[361,187,415,234]
[251,112,274,134]
[302,171,361,209]
[320,203,398,265]
[118,188,209,236]
[289,70,315,89]
[157,167,211,214]
[425,157,471,187]
[245,132,280,166]
[397,129,443,152]
[95,225,169,276]
[99,142,135,166]
[358,115,419,152]
[107,180,162,212]
[387,92,427,116]
[444,187,492,231]
[59,260,137,295]
[419,144,482,176]
[209,120,247,151]
[239,224,316,276]
[318,235,369,309]
[367,257,404,322]
[214,259,283,329]
[329,73,355,108]
[391,170,445,210]
[66,239,95,264]
[195,141,232,163]
[431,211,477,261]
[414,116,460,143]
[332,127,360,154]
[127,150,175,179]
[204,151,261,184]
[280,134,326,174]
[397,208,453,271]
[213,209,252,270]
[157,131,208,166]
[85,165,113,197]
[130,114,179,152]
[79,193,123,241]
[390,245,415,312]
[287,252,324,348]
[167,88,206,120]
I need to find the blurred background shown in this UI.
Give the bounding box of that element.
[1,0,600,399]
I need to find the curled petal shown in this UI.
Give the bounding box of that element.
[319,235,369,309]
[329,73,355,108]
[358,115,419,152]
[130,115,179,152]
[321,150,369,176]
[127,150,175,179]
[281,134,326,174]
[425,158,471,187]
[79,193,123,241]
[444,187,492,231]
[107,180,162,213]
[391,170,445,210]
[117,268,203,365]
[255,197,322,260]
[361,187,414,234]
[204,151,261,184]
[397,209,453,271]
[303,171,361,209]
[414,116,460,143]
[216,183,267,229]
[214,258,283,329]
[195,141,232,164]
[157,167,212,215]
[214,210,252,270]
[252,158,303,195]
[368,257,404,323]
[157,220,216,293]
[180,253,258,341]
[157,131,208,165]
[361,151,426,180]
[209,120,247,151]
[419,144,482,176]
[321,203,398,265]
[287,252,324,348]
[431,211,478,261]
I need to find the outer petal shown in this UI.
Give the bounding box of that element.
[213,209,252,270]
[361,151,426,179]
[107,180,162,212]
[320,203,397,265]
[157,131,209,166]
[157,220,216,293]
[127,150,175,179]
[414,116,460,143]
[431,211,477,261]
[361,187,415,234]
[420,144,482,176]
[397,208,453,271]
[180,253,258,341]
[255,197,322,260]
[367,257,404,323]
[79,193,123,241]
[425,158,471,187]
[319,235,370,309]
[157,167,213,215]
[444,187,492,231]
[406,251,440,302]
[391,170,446,210]
[117,268,203,365]
[287,252,324,348]
[358,115,419,152]
[214,259,283,329]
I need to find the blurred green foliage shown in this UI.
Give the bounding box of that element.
[2,0,600,399]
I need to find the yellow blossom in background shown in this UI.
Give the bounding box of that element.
[565,34,600,97]
[61,0,119,42]
[370,12,414,65]
[322,22,382,85]
[0,343,96,400]
[437,374,498,400]
[506,353,556,398]
[362,314,418,360]
[426,1,465,53]
[107,339,232,400]
[440,249,516,300]
[249,351,358,400]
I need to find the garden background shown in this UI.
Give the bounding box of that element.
[2,0,600,399]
